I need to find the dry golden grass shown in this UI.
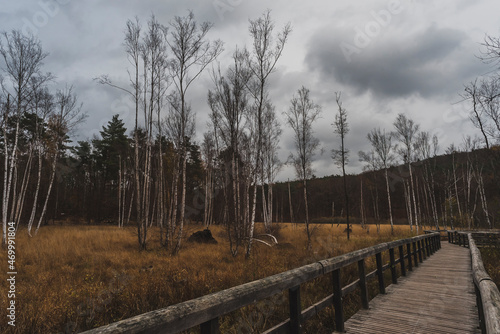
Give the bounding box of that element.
[480,247,500,288]
[0,222,416,333]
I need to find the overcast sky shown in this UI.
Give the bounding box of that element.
[1,0,499,181]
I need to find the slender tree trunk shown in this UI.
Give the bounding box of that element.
[9,164,18,223]
[173,151,187,255]
[126,189,134,226]
[452,155,462,222]
[288,179,294,225]
[476,167,491,228]
[403,180,412,230]
[303,178,312,249]
[167,161,179,250]
[342,153,349,240]
[261,183,268,231]
[3,111,20,245]
[384,168,394,234]
[28,146,43,236]
[14,148,33,224]
[118,155,122,227]
[2,120,9,245]
[409,163,419,234]
[246,178,258,258]
[35,151,59,234]
[360,179,366,227]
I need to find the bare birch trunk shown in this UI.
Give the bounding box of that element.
[246,177,258,258]
[3,113,20,245]
[288,179,294,225]
[409,164,419,234]
[303,178,312,249]
[14,148,33,224]
[476,167,491,228]
[385,168,394,234]
[35,151,58,234]
[27,146,43,236]
[118,155,122,227]
[173,152,187,254]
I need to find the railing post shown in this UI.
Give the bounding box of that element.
[418,240,424,263]
[333,269,344,333]
[413,241,419,267]
[447,231,451,243]
[200,318,219,334]
[358,259,369,309]
[398,245,406,276]
[375,252,385,294]
[389,248,397,284]
[406,243,413,272]
[425,238,431,257]
[474,283,486,334]
[289,286,302,334]
[420,240,427,260]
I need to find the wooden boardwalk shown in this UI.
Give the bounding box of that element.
[339,242,480,334]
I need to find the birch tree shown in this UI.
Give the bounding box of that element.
[201,132,216,228]
[96,17,145,247]
[167,11,223,255]
[261,101,282,232]
[393,114,420,232]
[27,84,53,235]
[244,10,290,257]
[208,51,250,256]
[414,131,440,229]
[362,128,396,234]
[284,86,321,249]
[0,30,51,244]
[331,92,350,239]
[35,86,85,234]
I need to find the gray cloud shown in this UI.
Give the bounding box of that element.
[2,0,499,181]
[306,23,481,99]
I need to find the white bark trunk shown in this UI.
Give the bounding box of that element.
[385,168,394,234]
[35,151,58,234]
[27,146,43,236]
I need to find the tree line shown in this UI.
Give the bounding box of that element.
[1,11,500,254]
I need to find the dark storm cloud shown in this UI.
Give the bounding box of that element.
[306,23,481,99]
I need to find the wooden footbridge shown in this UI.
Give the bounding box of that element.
[83,231,500,334]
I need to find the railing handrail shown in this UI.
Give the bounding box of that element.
[449,230,500,333]
[81,233,439,334]
[467,233,500,334]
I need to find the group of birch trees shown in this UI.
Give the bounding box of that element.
[97,12,222,252]
[0,31,85,246]
[359,112,495,234]
[206,11,290,257]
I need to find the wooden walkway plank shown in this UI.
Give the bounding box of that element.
[338,243,481,334]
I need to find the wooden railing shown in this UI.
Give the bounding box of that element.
[450,231,500,334]
[81,233,441,334]
[448,230,500,248]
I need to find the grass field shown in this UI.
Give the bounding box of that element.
[480,247,500,288]
[0,222,425,333]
